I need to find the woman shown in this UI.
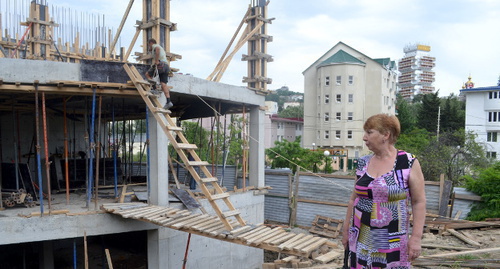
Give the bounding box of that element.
[342,114,426,268]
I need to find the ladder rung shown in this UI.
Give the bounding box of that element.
[223,210,240,218]
[167,126,183,131]
[188,161,209,166]
[200,177,218,183]
[210,193,230,200]
[155,108,171,114]
[144,92,158,98]
[137,80,152,85]
[177,143,198,149]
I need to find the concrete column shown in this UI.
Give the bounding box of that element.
[39,241,54,269]
[147,111,169,206]
[147,111,171,268]
[249,106,265,187]
[147,228,172,268]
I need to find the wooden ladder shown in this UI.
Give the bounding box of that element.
[123,64,246,231]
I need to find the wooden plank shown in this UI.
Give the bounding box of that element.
[247,228,285,246]
[313,250,342,264]
[171,214,210,229]
[421,243,473,251]
[281,235,314,251]
[421,246,500,258]
[277,234,307,250]
[242,227,272,242]
[191,217,221,231]
[300,238,329,255]
[236,226,268,240]
[265,232,296,245]
[447,229,481,247]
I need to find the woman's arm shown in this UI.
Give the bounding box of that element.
[408,158,426,261]
[342,190,357,248]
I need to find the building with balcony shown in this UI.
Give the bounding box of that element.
[398,44,436,99]
[460,76,500,160]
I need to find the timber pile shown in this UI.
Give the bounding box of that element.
[101,203,339,260]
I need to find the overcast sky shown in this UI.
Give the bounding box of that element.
[8,0,500,96]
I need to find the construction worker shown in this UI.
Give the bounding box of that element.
[145,38,173,110]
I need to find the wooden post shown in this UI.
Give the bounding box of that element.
[289,167,300,227]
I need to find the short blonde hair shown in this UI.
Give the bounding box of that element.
[363,114,400,144]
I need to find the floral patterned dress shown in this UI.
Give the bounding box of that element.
[348,151,415,269]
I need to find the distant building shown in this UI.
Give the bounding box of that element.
[283,102,301,109]
[398,44,436,99]
[461,76,500,160]
[303,41,397,159]
[264,114,303,148]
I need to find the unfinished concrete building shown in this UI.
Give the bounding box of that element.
[0,0,340,268]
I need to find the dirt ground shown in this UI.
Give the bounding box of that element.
[264,224,500,269]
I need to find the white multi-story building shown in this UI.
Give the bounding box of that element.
[460,77,500,160]
[303,42,397,159]
[398,44,436,100]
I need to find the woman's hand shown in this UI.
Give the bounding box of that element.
[407,235,422,261]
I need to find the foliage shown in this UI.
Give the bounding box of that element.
[181,120,211,160]
[440,94,465,132]
[265,86,303,112]
[225,115,244,166]
[278,105,304,118]
[396,128,430,154]
[416,92,441,133]
[266,136,331,173]
[415,130,490,184]
[395,97,418,134]
[463,162,500,220]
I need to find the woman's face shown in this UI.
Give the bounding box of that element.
[363,129,385,150]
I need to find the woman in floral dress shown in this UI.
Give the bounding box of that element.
[342,114,426,268]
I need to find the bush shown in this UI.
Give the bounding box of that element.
[463,162,500,220]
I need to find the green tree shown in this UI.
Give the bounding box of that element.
[396,128,430,155]
[416,130,489,184]
[266,136,330,173]
[463,162,500,220]
[440,94,465,133]
[278,105,304,118]
[396,96,418,133]
[417,92,441,133]
[181,121,211,160]
[225,115,244,166]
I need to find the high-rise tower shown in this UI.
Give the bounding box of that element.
[398,44,436,99]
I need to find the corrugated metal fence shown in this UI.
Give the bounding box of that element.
[264,169,481,227]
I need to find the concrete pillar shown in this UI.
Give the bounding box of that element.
[39,241,54,269]
[147,111,169,206]
[249,106,265,187]
[147,228,172,268]
[146,110,171,268]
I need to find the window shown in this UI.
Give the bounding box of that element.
[487,132,498,142]
[335,130,341,139]
[336,76,341,85]
[347,130,353,139]
[325,94,330,104]
[490,91,500,99]
[336,112,341,121]
[336,94,341,103]
[324,130,329,139]
[325,76,330,86]
[487,151,497,158]
[489,111,500,122]
[324,112,329,122]
[347,112,353,121]
[348,75,353,85]
[348,94,353,103]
